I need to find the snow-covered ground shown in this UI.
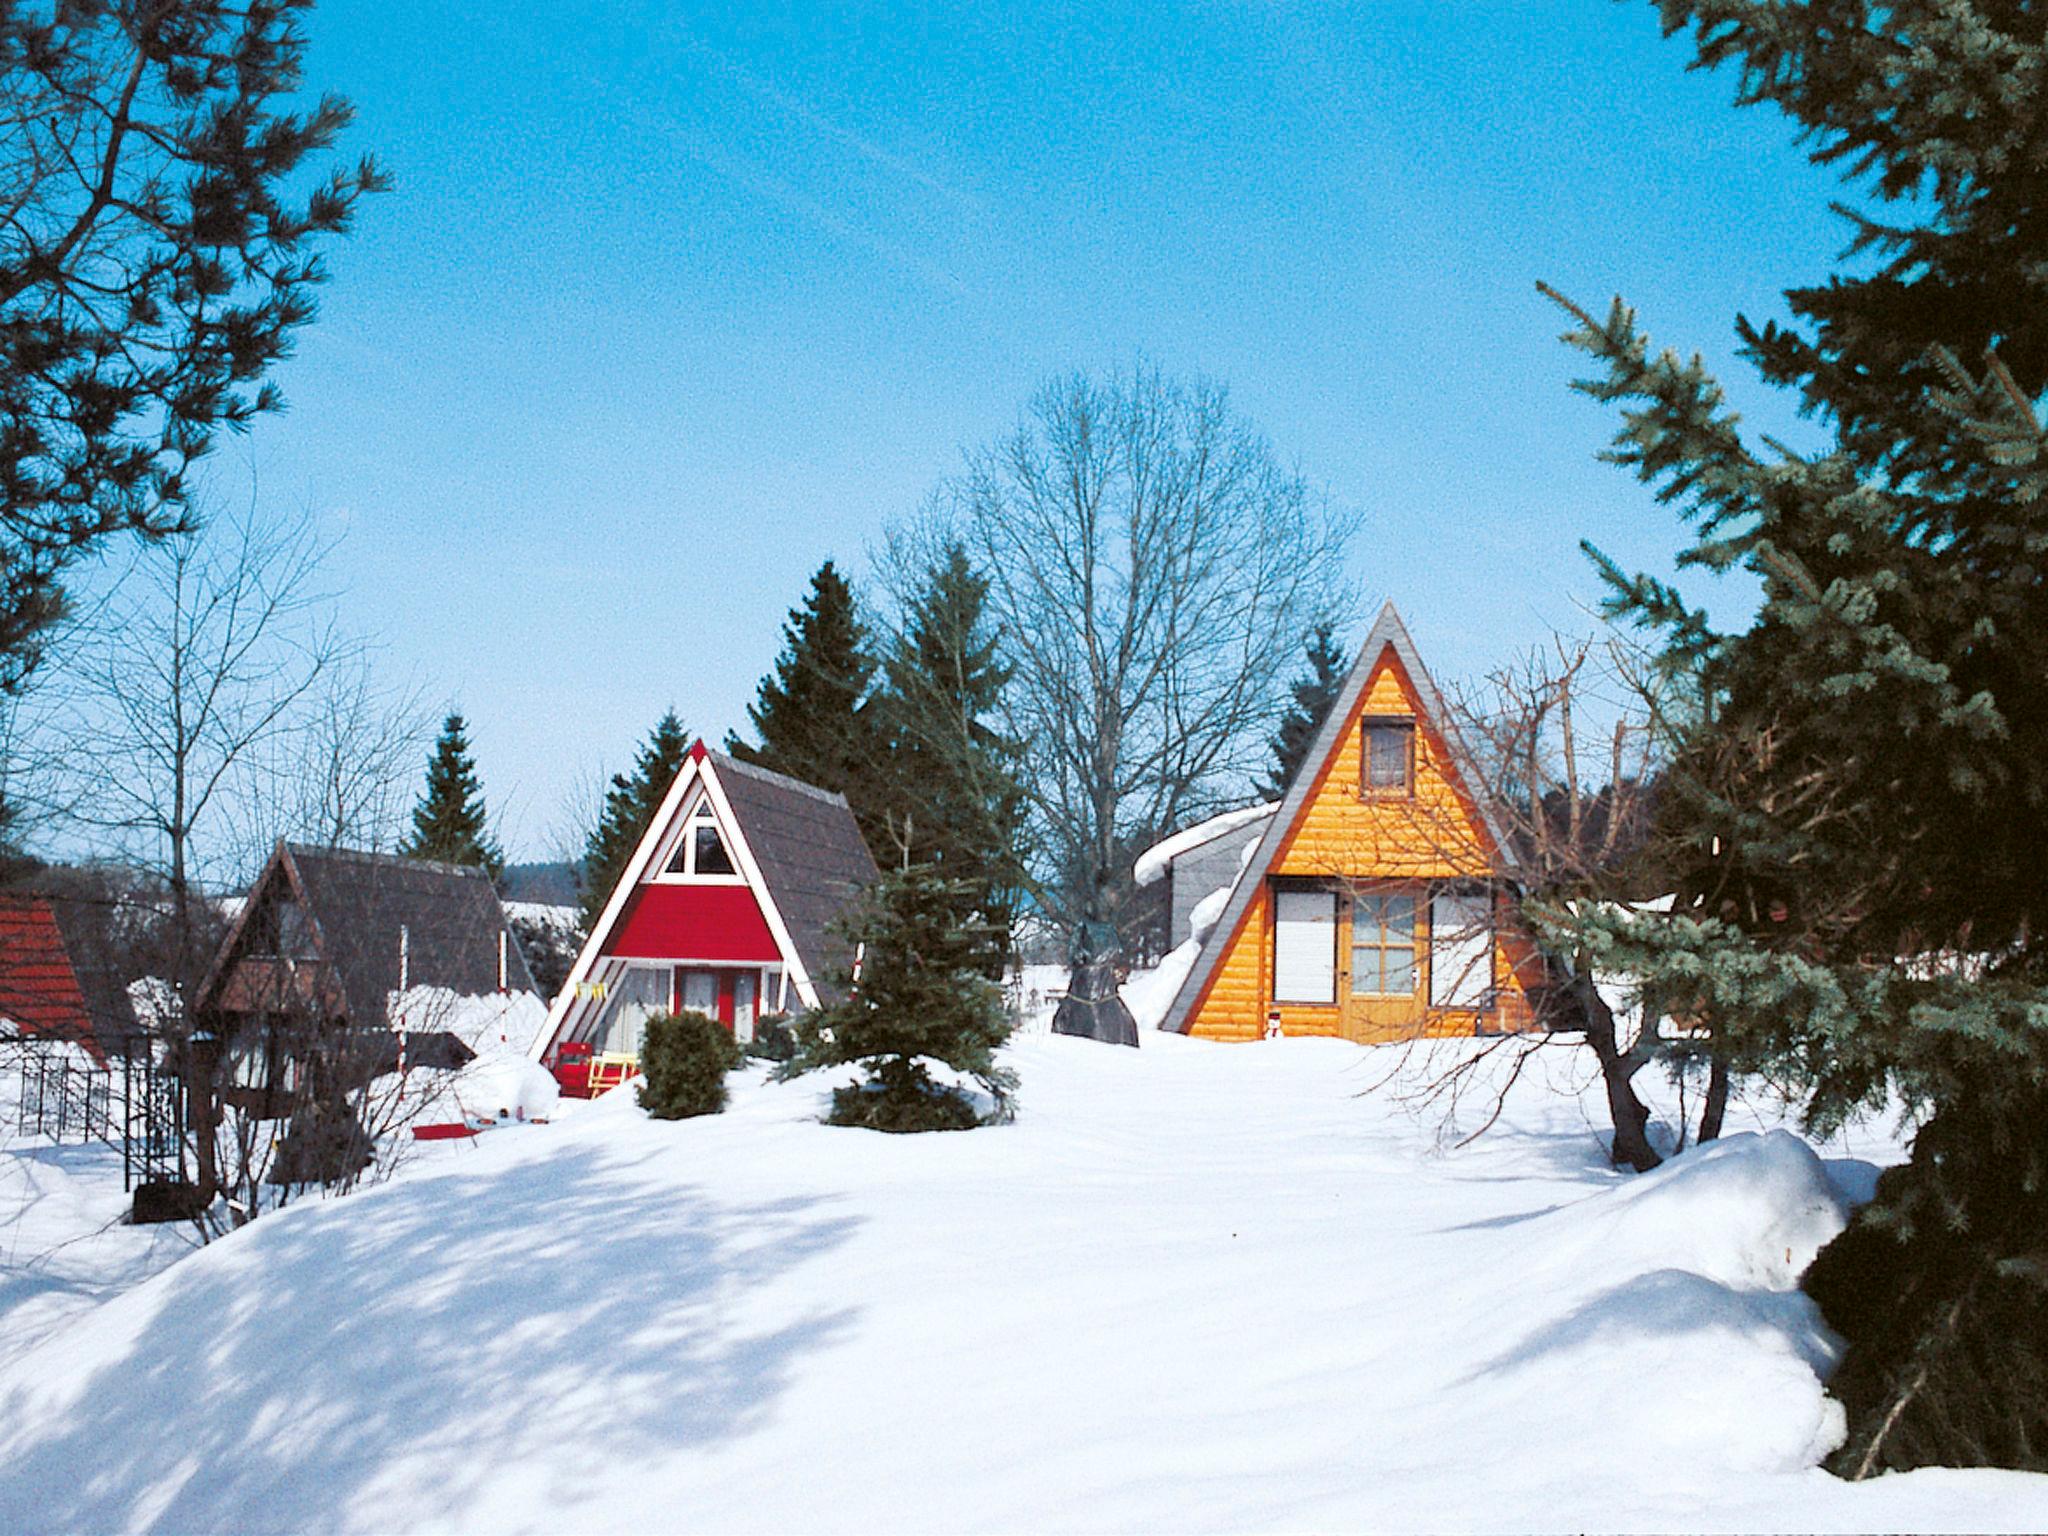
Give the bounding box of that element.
[0,1030,2042,1533]
[0,1062,196,1373]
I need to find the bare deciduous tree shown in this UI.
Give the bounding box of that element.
[1376,630,1736,1172]
[945,367,1357,1038]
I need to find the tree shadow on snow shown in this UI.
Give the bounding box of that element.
[0,1142,863,1532]
[1462,1266,1838,1386]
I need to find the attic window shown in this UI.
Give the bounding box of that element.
[667,799,738,879]
[1362,718,1415,796]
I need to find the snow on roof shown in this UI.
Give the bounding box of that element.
[1132,803,1278,888]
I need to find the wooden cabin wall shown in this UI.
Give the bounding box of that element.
[1183,649,1540,1043]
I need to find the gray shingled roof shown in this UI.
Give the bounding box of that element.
[711,752,879,1004]
[204,844,536,1030]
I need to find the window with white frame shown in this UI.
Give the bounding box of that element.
[665,796,739,879]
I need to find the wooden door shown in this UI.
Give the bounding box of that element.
[1340,889,1426,1041]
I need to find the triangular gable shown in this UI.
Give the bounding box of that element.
[1158,602,1518,1035]
[530,743,861,1058]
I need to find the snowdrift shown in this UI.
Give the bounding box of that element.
[0,1035,2038,1534]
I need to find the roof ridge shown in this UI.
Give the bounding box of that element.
[284,843,497,882]
[709,752,852,808]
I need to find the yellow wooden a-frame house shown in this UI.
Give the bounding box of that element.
[1160,602,1544,1043]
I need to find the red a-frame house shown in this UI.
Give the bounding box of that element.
[532,743,878,1070]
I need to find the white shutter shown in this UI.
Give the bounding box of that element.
[1429,893,1494,1008]
[1273,889,1337,1003]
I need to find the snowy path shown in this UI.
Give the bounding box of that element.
[0,1034,2041,1533]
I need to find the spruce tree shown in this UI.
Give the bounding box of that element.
[1263,621,1346,797]
[1549,1,2048,1476]
[875,545,1028,975]
[781,864,1015,1131]
[729,561,887,846]
[401,714,503,879]
[580,709,691,932]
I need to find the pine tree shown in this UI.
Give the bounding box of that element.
[0,4,383,693]
[781,864,1015,1131]
[580,710,691,932]
[400,714,503,878]
[729,562,887,846]
[1263,621,1346,797]
[875,545,1028,975]
[1548,1,2048,1476]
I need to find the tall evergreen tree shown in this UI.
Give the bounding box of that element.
[0,3,383,693]
[1263,621,1346,797]
[580,709,691,932]
[1549,1,2048,1476]
[730,561,887,846]
[400,713,502,878]
[876,545,1028,975]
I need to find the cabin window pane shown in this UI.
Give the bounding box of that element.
[1352,894,1419,996]
[1364,720,1414,794]
[597,967,669,1056]
[680,970,718,1018]
[732,972,757,1043]
[1273,889,1337,1004]
[692,823,736,876]
[1430,893,1494,1008]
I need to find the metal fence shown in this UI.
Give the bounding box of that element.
[7,1036,187,1191]
[11,1042,114,1144]
[121,1040,186,1191]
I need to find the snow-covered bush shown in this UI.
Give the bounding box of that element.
[637,1012,741,1120]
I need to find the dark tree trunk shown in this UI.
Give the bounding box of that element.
[1698,1053,1729,1143]
[1574,970,1662,1172]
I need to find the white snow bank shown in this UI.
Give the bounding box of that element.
[0,1036,2034,1534]
[449,1050,561,1125]
[1473,1130,1854,1476]
[1120,885,1232,1030]
[1132,802,1275,887]
[504,900,579,932]
[1120,939,1200,1031]
[388,986,550,1057]
[0,1070,194,1372]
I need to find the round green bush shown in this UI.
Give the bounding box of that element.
[637,1011,742,1120]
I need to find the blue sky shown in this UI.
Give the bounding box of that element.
[202,1,1847,860]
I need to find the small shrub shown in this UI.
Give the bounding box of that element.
[637,1011,742,1120]
[744,1014,796,1064]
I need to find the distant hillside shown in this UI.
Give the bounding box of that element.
[500,861,578,907]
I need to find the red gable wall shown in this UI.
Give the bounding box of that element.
[605,884,781,963]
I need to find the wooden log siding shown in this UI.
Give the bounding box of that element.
[1185,648,1539,1043]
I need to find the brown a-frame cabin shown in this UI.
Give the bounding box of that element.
[1160,602,1546,1043]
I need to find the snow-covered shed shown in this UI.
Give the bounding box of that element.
[1134,804,1279,948]
[1159,603,1549,1043]
[533,742,879,1062]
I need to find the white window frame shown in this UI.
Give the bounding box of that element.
[652,792,748,885]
